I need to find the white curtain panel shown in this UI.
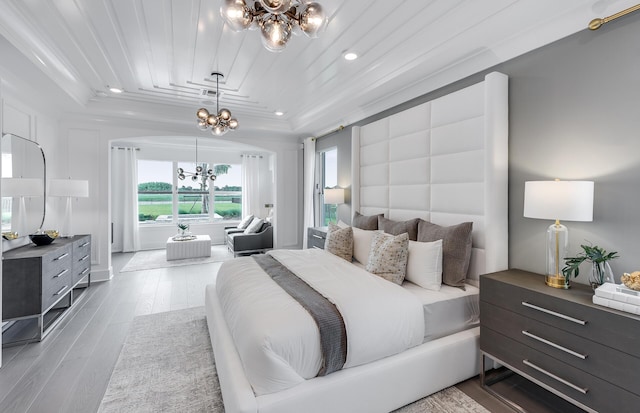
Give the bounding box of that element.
[242,155,261,218]
[302,137,316,248]
[111,148,140,252]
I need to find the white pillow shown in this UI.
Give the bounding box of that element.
[237,214,254,229]
[405,239,443,291]
[352,226,378,265]
[244,217,264,234]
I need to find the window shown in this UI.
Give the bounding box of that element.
[137,160,242,224]
[316,147,338,226]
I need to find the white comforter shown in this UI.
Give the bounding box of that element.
[216,249,425,396]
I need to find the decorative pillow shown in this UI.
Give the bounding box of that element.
[406,240,443,291]
[353,211,383,230]
[417,220,473,288]
[244,217,264,234]
[378,216,420,241]
[365,232,409,285]
[352,227,378,264]
[324,223,353,262]
[237,214,254,229]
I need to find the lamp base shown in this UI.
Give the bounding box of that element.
[545,274,570,289]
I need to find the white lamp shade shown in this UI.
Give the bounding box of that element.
[523,180,594,222]
[49,179,89,198]
[324,188,345,204]
[2,178,44,197]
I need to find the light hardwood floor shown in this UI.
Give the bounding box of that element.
[0,249,568,413]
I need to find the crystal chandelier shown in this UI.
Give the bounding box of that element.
[196,72,238,136]
[177,139,217,182]
[221,0,327,52]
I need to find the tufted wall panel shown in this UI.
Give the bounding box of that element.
[351,72,509,283]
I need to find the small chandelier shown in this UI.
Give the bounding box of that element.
[221,0,327,52]
[177,139,217,182]
[196,72,238,136]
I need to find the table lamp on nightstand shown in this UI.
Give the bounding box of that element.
[523,180,594,289]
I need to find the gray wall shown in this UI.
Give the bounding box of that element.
[335,13,640,284]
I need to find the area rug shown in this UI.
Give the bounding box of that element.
[99,307,490,413]
[120,245,232,272]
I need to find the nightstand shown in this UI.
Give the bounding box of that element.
[307,227,328,249]
[480,269,640,413]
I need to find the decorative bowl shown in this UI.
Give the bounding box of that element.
[2,231,19,240]
[621,271,640,291]
[29,233,56,246]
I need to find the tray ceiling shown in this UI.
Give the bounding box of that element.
[0,0,635,140]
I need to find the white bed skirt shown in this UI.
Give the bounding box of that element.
[205,283,481,413]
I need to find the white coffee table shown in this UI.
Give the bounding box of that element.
[166,235,212,261]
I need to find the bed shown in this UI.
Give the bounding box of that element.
[205,71,509,413]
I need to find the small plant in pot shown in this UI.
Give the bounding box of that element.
[177,222,190,235]
[562,244,619,290]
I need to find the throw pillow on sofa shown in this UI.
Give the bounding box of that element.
[244,217,264,234]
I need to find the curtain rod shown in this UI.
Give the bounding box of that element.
[111,146,140,150]
[314,125,345,140]
[241,154,263,158]
[589,3,640,30]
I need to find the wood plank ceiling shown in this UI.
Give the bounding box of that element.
[0,0,635,140]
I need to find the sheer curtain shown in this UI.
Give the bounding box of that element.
[302,137,315,248]
[242,155,261,218]
[111,147,140,252]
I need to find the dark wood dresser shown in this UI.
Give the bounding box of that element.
[307,226,328,249]
[2,234,91,345]
[480,269,640,413]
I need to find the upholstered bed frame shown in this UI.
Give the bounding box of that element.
[205,71,508,413]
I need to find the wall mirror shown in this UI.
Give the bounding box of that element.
[1,133,46,238]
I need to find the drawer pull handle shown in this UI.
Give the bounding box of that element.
[79,242,90,247]
[80,268,89,276]
[522,330,587,360]
[53,269,69,279]
[523,359,588,395]
[79,255,89,262]
[312,234,324,239]
[54,286,68,296]
[521,301,587,325]
[54,252,69,261]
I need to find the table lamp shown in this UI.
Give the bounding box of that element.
[324,188,345,224]
[49,179,89,237]
[523,180,594,288]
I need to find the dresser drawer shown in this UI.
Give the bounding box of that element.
[481,272,640,358]
[72,261,91,285]
[307,227,327,249]
[482,327,640,413]
[481,301,640,395]
[42,266,72,311]
[72,237,91,285]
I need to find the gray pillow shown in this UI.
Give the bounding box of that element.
[353,211,383,230]
[378,216,419,241]
[244,217,264,234]
[417,220,473,289]
[324,223,353,262]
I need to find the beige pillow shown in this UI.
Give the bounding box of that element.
[406,240,443,291]
[378,216,420,241]
[417,220,472,288]
[324,223,353,261]
[353,211,383,230]
[366,232,409,285]
[237,214,254,229]
[352,227,377,264]
[244,217,264,234]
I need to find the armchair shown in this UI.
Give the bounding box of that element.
[226,221,273,257]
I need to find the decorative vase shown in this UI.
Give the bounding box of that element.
[590,261,614,289]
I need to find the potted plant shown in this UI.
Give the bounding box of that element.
[177,222,190,236]
[562,244,619,289]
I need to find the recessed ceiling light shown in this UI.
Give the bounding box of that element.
[109,87,123,93]
[343,52,358,61]
[274,111,284,116]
